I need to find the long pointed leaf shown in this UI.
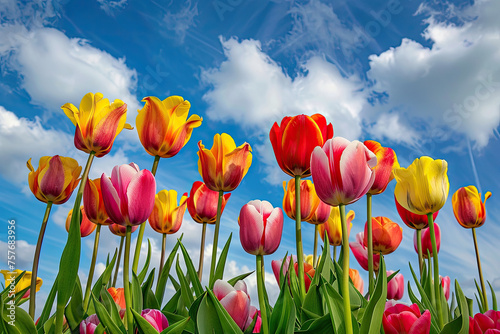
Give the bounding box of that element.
[179,241,203,297]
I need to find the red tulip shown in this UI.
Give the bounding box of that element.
[239,200,283,256]
[84,178,113,225]
[270,114,333,178]
[100,163,156,226]
[382,303,431,334]
[440,276,450,301]
[294,262,315,292]
[470,310,500,334]
[350,232,380,271]
[364,217,402,255]
[213,280,250,330]
[65,206,96,237]
[141,309,169,332]
[364,140,399,195]
[387,270,404,300]
[80,314,100,334]
[414,223,441,259]
[311,137,377,206]
[349,269,364,294]
[108,223,138,237]
[395,195,438,230]
[187,181,231,224]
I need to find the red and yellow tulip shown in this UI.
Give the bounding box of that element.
[65,206,97,237]
[364,140,399,195]
[364,216,402,255]
[318,207,354,246]
[282,179,330,223]
[84,178,112,225]
[148,190,188,234]
[187,181,231,224]
[452,186,491,229]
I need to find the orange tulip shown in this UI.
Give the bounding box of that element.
[197,133,252,192]
[108,287,126,309]
[62,92,132,157]
[318,207,354,246]
[136,96,202,158]
[27,155,81,205]
[349,268,364,294]
[187,181,231,224]
[452,186,491,229]
[83,178,112,225]
[364,216,402,255]
[282,179,330,223]
[65,206,96,237]
[148,190,188,234]
[364,140,400,195]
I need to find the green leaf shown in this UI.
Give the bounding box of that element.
[175,256,194,308]
[303,283,324,319]
[179,241,203,297]
[1,297,36,334]
[160,316,191,334]
[408,262,439,328]
[269,275,296,334]
[36,275,58,331]
[156,236,182,305]
[295,314,334,333]
[91,250,118,299]
[100,288,125,332]
[195,293,223,334]
[359,255,387,334]
[206,289,244,333]
[91,294,124,334]
[407,282,441,334]
[65,277,84,330]
[162,290,181,313]
[474,279,485,313]
[228,272,254,286]
[144,288,161,310]
[488,281,497,311]
[138,239,152,283]
[320,278,346,334]
[210,233,232,289]
[439,280,469,334]
[132,271,144,313]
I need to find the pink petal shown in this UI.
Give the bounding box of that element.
[100,173,125,225]
[409,310,431,334]
[213,279,235,300]
[339,141,375,204]
[126,170,156,226]
[220,290,250,329]
[234,280,248,295]
[311,146,336,205]
[40,155,65,198]
[111,164,139,202]
[263,207,283,254]
[239,203,265,254]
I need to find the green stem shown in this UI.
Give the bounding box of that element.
[54,304,65,333]
[112,236,124,287]
[209,191,224,288]
[124,226,133,334]
[428,256,435,308]
[29,201,53,319]
[256,255,269,334]
[158,233,167,283]
[294,176,306,300]
[132,155,160,273]
[340,204,353,334]
[472,228,488,310]
[333,245,337,262]
[313,225,318,268]
[416,229,423,282]
[83,224,101,309]
[198,223,207,281]
[427,213,443,328]
[366,194,374,297]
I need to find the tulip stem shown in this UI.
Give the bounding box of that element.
[416,229,423,282]
[366,194,374,297]
[132,155,160,274]
[158,233,167,283]
[124,226,133,334]
[112,236,124,287]
[198,223,207,281]
[428,255,435,308]
[313,225,318,268]
[333,245,337,262]
[340,204,353,334]
[427,213,443,328]
[472,228,488,310]
[83,224,101,309]
[209,191,224,288]
[294,176,306,301]
[29,201,53,319]
[256,255,269,334]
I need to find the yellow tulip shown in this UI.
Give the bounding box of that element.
[393,156,449,215]
[148,190,188,234]
[1,269,42,299]
[452,186,491,229]
[62,92,133,157]
[318,207,354,246]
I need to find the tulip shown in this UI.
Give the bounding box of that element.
[349,269,364,295]
[440,276,450,301]
[470,310,500,334]
[213,280,251,330]
[365,216,403,255]
[108,287,126,309]
[414,223,441,259]
[386,270,404,300]
[364,140,400,195]
[109,223,138,237]
[350,232,380,272]
[1,270,42,299]
[382,303,431,334]
[271,257,315,292]
[62,92,132,157]
[65,207,96,237]
[294,262,315,292]
[187,181,231,225]
[318,207,354,246]
[245,306,262,333]
[136,95,202,158]
[282,179,326,222]
[80,314,100,334]
[84,178,113,225]
[395,196,438,230]
[141,309,169,332]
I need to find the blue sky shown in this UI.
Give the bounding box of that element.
[1,0,500,316]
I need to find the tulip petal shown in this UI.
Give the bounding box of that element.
[263,207,283,254]
[220,290,250,329]
[126,170,156,226]
[239,203,265,254]
[409,310,431,334]
[213,279,235,300]
[311,146,335,204]
[101,173,124,225]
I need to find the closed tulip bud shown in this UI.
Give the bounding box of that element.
[27,155,82,205]
[318,207,354,246]
[452,186,491,229]
[136,96,202,158]
[311,137,377,206]
[84,178,112,225]
[414,223,441,259]
[271,256,315,292]
[140,309,169,332]
[108,287,126,309]
[80,314,100,334]
[245,306,262,333]
[349,268,364,294]
[149,190,187,234]
[364,216,403,255]
[1,269,42,299]
[282,179,331,223]
[239,200,283,255]
[100,163,156,226]
[108,223,138,237]
[270,114,333,177]
[395,195,438,230]
[213,279,250,330]
[364,140,400,195]
[383,303,431,334]
[394,156,449,215]
[65,206,96,237]
[350,232,380,271]
[469,310,500,333]
[387,270,404,300]
[440,276,450,301]
[187,181,231,224]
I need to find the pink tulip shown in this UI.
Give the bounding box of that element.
[349,232,380,271]
[213,279,250,330]
[245,306,262,333]
[141,309,169,332]
[413,223,441,259]
[387,270,404,300]
[383,303,431,334]
[310,137,377,206]
[239,200,283,256]
[440,276,450,301]
[271,255,296,284]
[100,163,156,226]
[470,310,500,334]
[80,314,99,334]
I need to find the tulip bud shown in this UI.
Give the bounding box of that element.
[452,186,491,229]
[65,206,96,237]
[213,279,250,330]
[387,270,404,300]
[414,223,441,259]
[187,181,231,224]
[364,217,402,255]
[140,309,169,332]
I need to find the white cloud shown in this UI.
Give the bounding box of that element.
[163,0,198,44]
[0,239,35,269]
[97,0,127,16]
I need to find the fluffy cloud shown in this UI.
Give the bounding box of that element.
[0,239,35,270]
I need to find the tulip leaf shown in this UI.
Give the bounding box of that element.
[131,308,164,334]
[313,230,335,287]
[210,233,232,289]
[408,263,439,326]
[207,289,244,333]
[91,250,118,300]
[175,256,194,308]
[303,283,324,319]
[95,324,106,334]
[141,268,156,298]
[132,271,143,313]
[359,255,387,334]
[332,261,364,311]
[288,257,303,316]
[295,313,334,333]
[488,281,497,311]
[91,294,124,334]
[1,296,36,334]
[169,274,180,291]
[228,271,254,286]
[474,279,485,313]
[64,277,84,330]
[36,275,58,331]
[439,280,469,334]
[160,315,191,334]
[319,277,347,334]
[179,241,204,297]
[137,239,152,283]
[163,290,181,313]
[269,274,296,334]
[100,288,124,331]
[193,292,223,334]
[156,236,182,305]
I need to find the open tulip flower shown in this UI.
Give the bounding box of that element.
[395,195,438,230]
[27,155,82,205]
[470,310,500,334]
[65,206,96,237]
[350,232,380,271]
[213,279,251,330]
[349,268,364,294]
[197,133,252,192]
[383,303,431,334]
[364,140,400,195]
[365,216,403,255]
[414,223,441,259]
[386,270,404,300]
[187,181,231,224]
[270,114,333,177]
[1,269,42,299]
[318,207,354,246]
[62,92,132,157]
[84,178,112,225]
[149,189,187,234]
[452,186,491,229]
[141,309,169,332]
[136,95,202,158]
